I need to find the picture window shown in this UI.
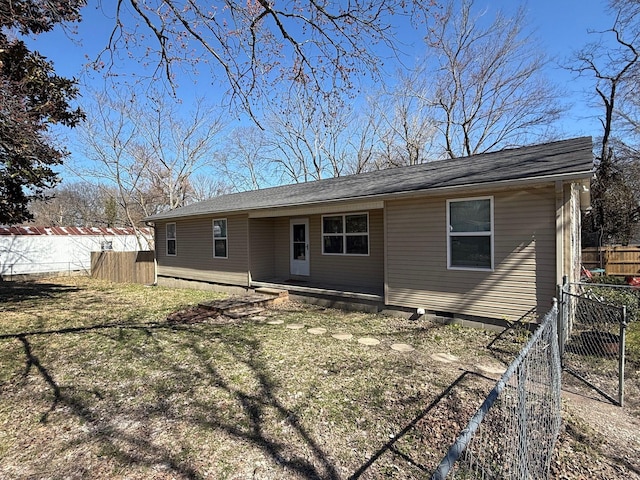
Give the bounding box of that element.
[322,213,369,255]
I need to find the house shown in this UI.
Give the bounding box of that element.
[145,137,593,323]
[0,226,153,279]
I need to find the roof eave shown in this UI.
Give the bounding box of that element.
[144,169,593,223]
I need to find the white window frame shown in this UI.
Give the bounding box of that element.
[166,222,177,256]
[321,212,369,256]
[213,218,228,259]
[446,197,494,271]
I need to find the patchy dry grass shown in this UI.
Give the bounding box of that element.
[0,277,637,479]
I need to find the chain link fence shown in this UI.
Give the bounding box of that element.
[560,280,636,406]
[431,302,562,480]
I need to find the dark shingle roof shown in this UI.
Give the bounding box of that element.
[146,136,593,221]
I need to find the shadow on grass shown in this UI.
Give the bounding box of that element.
[4,317,341,480]
[347,370,495,479]
[0,280,81,304]
[4,310,531,480]
[486,307,538,365]
[187,337,341,479]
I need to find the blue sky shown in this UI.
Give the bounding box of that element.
[511,0,614,136]
[24,0,616,177]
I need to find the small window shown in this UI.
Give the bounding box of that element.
[322,213,369,255]
[166,223,177,256]
[213,219,228,258]
[447,197,493,270]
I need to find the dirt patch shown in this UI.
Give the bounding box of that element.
[552,384,640,479]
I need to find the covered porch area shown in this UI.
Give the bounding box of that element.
[248,207,386,309]
[250,278,385,313]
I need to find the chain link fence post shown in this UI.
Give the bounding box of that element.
[619,305,627,407]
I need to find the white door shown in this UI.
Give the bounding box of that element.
[290,218,310,276]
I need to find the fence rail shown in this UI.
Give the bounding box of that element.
[90,251,155,284]
[583,245,640,276]
[431,302,562,479]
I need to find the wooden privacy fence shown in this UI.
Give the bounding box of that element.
[582,245,640,276]
[91,251,155,284]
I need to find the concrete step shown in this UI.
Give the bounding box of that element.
[255,287,289,297]
[254,287,289,305]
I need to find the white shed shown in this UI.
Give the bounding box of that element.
[0,226,153,278]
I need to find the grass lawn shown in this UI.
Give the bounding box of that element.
[0,277,636,479]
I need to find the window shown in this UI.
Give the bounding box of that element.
[322,213,369,255]
[447,197,493,270]
[213,219,228,258]
[166,223,177,256]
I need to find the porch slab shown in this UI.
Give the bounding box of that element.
[251,279,384,313]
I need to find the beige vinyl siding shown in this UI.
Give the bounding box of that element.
[273,217,291,280]
[248,218,276,280]
[309,209,384,292]
[266,210,384,292]
[386,186,556,320]
[156,215,249,286]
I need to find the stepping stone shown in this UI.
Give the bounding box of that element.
[332,333,353,340]
[475,364,506,376]
[358,337,380,346]
[251,316,267,322]
[390,343,415,352]
[266,319,284,325]
[286,323,305,330]
[430,353,459,363]
[307,327,327,335]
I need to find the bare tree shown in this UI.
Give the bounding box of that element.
[78,88,228,233]
[340,105,382,175]
[368,79,436,169]
[96,1,433,119]
[411,0,563,159]
[262,86,351,182]
[221,126,273,191]
[573,1,640,245]
[189,174,232,202]
[573,7,639,168]
[134,94,228,212]
[258,81,435,179]
[77,89,145,234]
[28,182,120,227]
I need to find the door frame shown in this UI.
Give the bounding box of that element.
[290,218,310,276]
